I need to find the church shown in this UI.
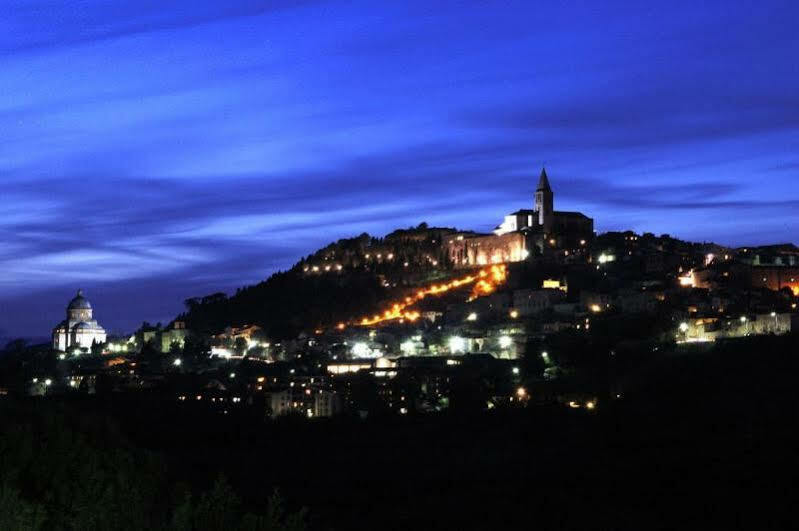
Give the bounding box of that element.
[445,168,594,267]
[52,290,107,352]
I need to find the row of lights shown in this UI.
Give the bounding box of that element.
[303,264,345,273]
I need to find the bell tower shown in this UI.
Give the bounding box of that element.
[534,167,554,232]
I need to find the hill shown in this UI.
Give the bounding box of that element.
[180,224,465,338]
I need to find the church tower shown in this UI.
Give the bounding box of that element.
[534,167,554,232]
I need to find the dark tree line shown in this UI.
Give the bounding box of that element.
[181,269,387,339]
[0,400,307,531]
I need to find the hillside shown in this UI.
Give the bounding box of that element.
[180,224,466,338]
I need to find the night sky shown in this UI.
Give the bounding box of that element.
[2,0,798,339]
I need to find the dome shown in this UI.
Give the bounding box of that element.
[74,321,93,330]
[67,289,92,310]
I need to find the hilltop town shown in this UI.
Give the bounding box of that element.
[2,169,797,419]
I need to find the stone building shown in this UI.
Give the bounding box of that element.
[52,290,107,352]
[159,321,189,353]
[445,168,594,268]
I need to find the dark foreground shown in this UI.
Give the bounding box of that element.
[2,338,798,530]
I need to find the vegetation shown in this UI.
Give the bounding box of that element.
[181,224,460,338]
[182,269,387,339]
[0,400,307,531]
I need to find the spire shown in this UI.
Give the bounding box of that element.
[537,167,551,191]
[77,289,84,297]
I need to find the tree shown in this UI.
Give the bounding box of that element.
[183,335,210,363]
[138,340,163,373]
[91,339,105,356]
[169,341,183,357]
[192,475,241,531]
[2,338,28,353]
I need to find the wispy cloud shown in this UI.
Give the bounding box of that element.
[1,0,798,335]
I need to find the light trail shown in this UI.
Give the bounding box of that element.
[330,264,507,329]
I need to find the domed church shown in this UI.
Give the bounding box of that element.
[52,290,107,352]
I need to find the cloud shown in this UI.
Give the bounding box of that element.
[2,0,799,336]
[0,0,320,55]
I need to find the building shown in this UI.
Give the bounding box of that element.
[159,321,189,353]
[746,266,799,295]
[677,313,797,343]
[52,290,107,352]
[214,324,263,344]
[512,288,564,316]
[445,168,594,267]
[267,388,342,418]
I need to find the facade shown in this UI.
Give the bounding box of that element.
[512,288,565,316]
[446,232,529,267]
[214,324,263,344]
[127,321,190,352]
[747,266,799,295]
[267,388,342,418]
[678,313,796,342]
[52,290,107,352]
[159,321,189,353]
[446,168,593,268]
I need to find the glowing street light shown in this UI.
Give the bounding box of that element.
[499,335,513,349]
[509,310,519,319]
[679,322,689,333]
[173,358,182,366]
[466,312,478,322]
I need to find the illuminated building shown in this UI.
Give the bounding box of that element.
[52,290,107,352]
[446,168,593,267]
[214,324,263,343]
[542,279,567,291]
[746,266,799,294]
[327,360,374,375]
[675,313,797,343]
[159,321,189,352]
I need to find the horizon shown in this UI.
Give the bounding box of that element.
[2,0,798,337]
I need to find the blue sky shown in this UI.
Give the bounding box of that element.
[1,0,798,338]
